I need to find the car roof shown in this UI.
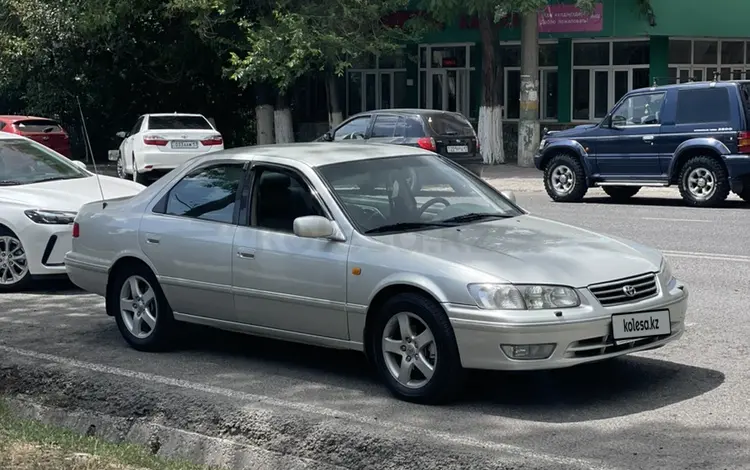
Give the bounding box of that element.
[146,113,206,117]
[205,142,436,168]
[350,108,468,118]
[0,115,58,122]
[630,79,750,94]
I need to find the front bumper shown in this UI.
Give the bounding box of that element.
[447,280,688,371]
[17,221,74,276]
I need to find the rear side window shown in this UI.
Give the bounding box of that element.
[14,119,63,133]
[404,117,425,138]
[738,84,750,128]
[424,113,475,136]
[371,115,399,138]
[148,115,213,130]
[675,88,731,124]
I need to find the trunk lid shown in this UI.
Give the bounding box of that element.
[13,119,71,157]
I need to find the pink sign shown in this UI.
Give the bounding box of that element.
[538,3,603,33]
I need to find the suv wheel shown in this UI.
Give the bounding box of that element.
[371,293,465,404]
[543,154,588,202]
[602,186,641,202]
[678,156,730,207]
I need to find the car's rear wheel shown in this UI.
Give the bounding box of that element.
[678,156,730,207]
[0,228,31,292]
[371,292,465,404]
[108,264,175,351]
[116,156,127,179]
[602,186,641,202]
[543,153,588,202]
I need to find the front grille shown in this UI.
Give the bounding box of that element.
[588,273,658,306]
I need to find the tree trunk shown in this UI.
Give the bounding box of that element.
[274,92,295,143]
[255,82,275,145]
[326,73,343,128]
[517,11,540,168]
[478,15,505,164]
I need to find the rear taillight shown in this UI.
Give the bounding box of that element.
[417,137,436,152]
[739,131,750,154]
[200,135,223,146]
[72,222,79,238]
[143,135,168,146]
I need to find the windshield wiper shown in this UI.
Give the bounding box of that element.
[34,176,75,183]
[0,180,22,186]
[440,212,514,224]
[364,221,455,234]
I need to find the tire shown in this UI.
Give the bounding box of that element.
[0,227,32,293]
[677,156,730,207]
[132,155,148,185]
[602,186,641,202]
[543,153,588,202]
[107,263,175,352]
[371,292,465,405]
[116,156,127,179]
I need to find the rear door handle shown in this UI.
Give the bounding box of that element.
[145,234,161,244]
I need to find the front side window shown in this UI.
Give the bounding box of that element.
[333,116,371,140]
[252,168,326,232]
[317,155,522,234]
[163,163,245,223]
[611,93,666,127]
[0,139,88,186]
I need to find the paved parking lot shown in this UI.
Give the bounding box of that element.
[1,188,749,469]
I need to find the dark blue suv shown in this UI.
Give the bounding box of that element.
[534,80,750,207]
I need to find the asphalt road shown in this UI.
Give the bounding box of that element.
[1,188,749,469]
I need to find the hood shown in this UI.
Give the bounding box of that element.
[547,123,598,139]
[0,174,144,211]
[377,215,663,288]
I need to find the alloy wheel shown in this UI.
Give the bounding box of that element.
[119,275,158,339]
[685,167,717,200]
[381,311,438,389]
[0,236,28,286]
[550,164,575,195]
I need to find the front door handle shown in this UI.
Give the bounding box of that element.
[237,250,255,259]
[642,135,655,141]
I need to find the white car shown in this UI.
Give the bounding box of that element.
[0,132,145,291]
[113,113,224,184]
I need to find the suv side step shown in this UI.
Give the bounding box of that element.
[594,181,669,187]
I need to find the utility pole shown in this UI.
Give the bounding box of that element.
[517,11,540,168]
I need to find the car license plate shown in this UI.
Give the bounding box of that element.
[611,310,671,341]
[446,145,468,153]
[171,140,198,149]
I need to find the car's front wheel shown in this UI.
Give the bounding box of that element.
[678,156,730,207]
[371,292,465,404]
[108,264,175,351]
[543,153,588,202]
[0,227,31,292]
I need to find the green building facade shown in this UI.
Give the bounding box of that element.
[343,0,750,132]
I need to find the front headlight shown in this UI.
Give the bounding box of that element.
[467,283,581,310]
[24,209,77,225]
[539,139,547,150]
[659,257,677,290]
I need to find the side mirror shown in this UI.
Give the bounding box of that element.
[73,160,87,170]
[611,116,626,128]
[293,215,335,239]
[115,131,128,139]
[322,132,334,142]
[501,190,516,204]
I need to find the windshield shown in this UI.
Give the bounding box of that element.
[0,139,88,185]
[317,154,522,234]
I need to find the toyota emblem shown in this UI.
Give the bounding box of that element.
[622,285,637,297]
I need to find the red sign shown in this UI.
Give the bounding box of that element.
[538,3,603,33]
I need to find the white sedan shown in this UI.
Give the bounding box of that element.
[113,113,224,184]
[0,133,145,291]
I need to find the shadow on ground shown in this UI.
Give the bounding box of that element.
[582,195,750,210]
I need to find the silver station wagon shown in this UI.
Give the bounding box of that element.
[65,143,688,404]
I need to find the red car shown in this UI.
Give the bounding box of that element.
[0,115,72,157]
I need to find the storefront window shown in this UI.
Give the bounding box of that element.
[573,42,610,66]
[694,40,718,65]
[669,38,750,85]
[669,40,692,64]
[501,42,559,121]
[613,41,649,65]
[431,46,467,68]
[418,44,477,119]
[346,47,409,117]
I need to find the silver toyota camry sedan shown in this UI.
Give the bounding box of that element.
[65,143,688,404]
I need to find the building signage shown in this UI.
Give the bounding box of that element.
[538,3,603,33]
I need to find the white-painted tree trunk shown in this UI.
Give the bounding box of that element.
[326,74,343,128]
[478,105,505,164]
[255,104,275,145]
[274,108,295,143]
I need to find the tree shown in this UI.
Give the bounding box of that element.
[223,0,421,143]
